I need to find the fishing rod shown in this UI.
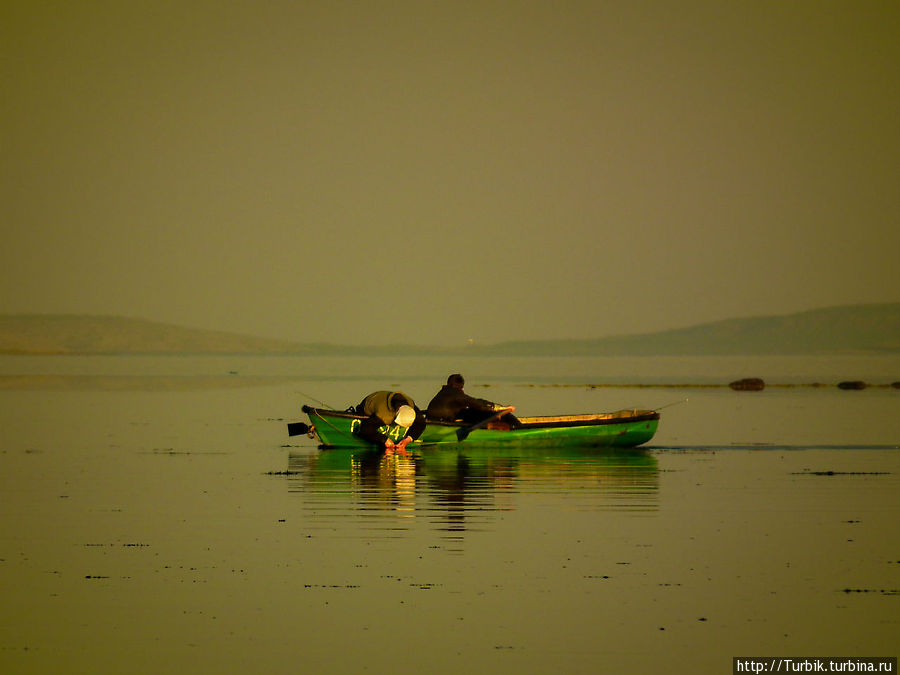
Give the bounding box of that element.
[287,390,339,437]
[294,390,336,410]
[654,398,689,412]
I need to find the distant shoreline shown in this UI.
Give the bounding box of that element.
[2,303,898,356]
[1,374,897,392]
[2,349,897,356]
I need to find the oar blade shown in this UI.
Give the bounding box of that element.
[455,409,507,442]
[287,422,310,437]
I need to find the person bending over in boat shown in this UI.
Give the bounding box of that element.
[354,391,426,452]
[426,374,521,429]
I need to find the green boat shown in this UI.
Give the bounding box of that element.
[291,404,660,449]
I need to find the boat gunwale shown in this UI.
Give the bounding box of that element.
[301,405,660,429]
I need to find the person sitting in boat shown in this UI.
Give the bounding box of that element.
[354,391,426,451]
[426,374,521,429]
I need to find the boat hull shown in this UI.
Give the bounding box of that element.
[300,405,659,449]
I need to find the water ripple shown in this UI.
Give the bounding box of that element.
[282,447,659,537]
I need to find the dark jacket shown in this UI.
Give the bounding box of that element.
[354,390,425,446]
[426,385,498,422]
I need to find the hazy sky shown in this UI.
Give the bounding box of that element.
[3,1,898,345]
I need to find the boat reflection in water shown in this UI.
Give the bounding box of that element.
[285,446,658,541]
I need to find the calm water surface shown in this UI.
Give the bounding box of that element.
[1,356,898,674]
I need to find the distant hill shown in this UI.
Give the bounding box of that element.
[1,303,898,355]
[0,315,312,355]
[474,303,900,356]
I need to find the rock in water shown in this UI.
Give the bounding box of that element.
[729,378,765,391]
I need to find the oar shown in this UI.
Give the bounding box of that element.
[456,408,510,442]
[287,422,310,437]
